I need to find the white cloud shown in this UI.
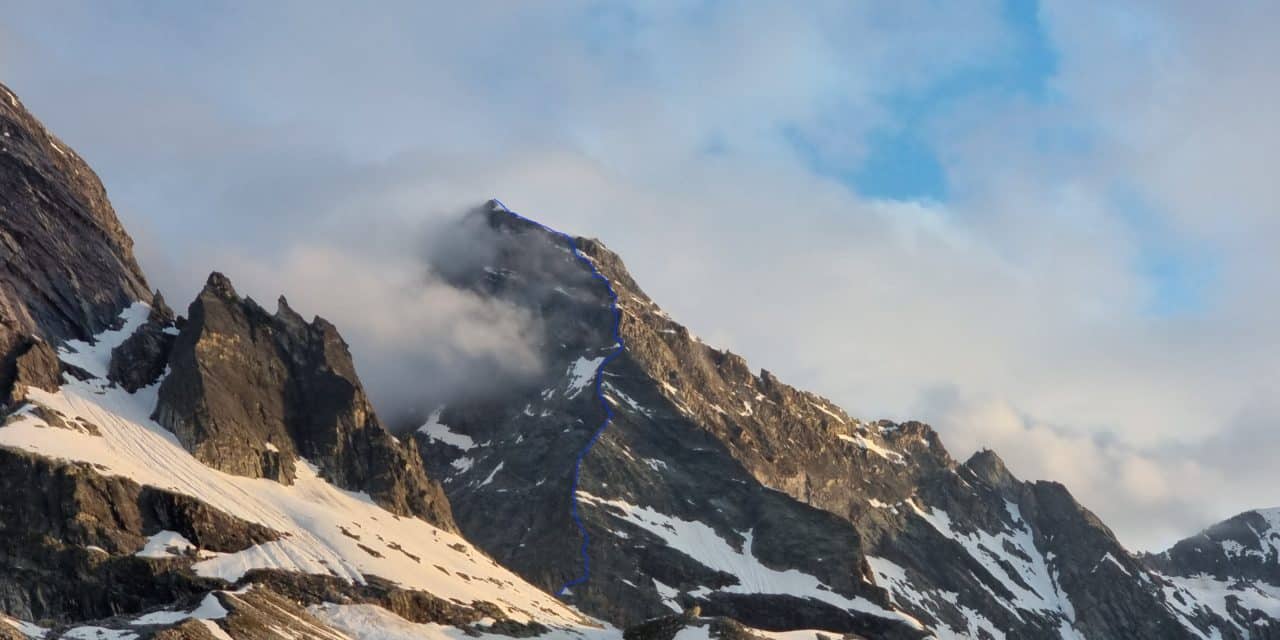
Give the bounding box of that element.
[2,1,1277,551]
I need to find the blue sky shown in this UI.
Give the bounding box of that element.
[845,0,1059,202]
[2,1,1278,551]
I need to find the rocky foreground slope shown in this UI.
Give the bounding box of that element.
[2,78,1280,639]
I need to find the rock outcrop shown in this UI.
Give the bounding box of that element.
[1,337,60,406]
[153,272,455,530]
[107,291,178,392]
[0,447,278,623]
[0,82,151,405]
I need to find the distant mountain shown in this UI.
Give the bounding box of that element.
[1,79,1279,639]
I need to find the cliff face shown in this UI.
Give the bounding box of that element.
[412,202,1257,639]
[0,82,152,406]
[150,272,455,530]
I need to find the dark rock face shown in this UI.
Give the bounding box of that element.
[0,82,151,400]
[1142,508,1280,637]
[417,207,909,633]
[580,230,1215,638]
[1149,509,1280,585]
[1,338,60,406]
[108,291,178,392]
[153,272,455,530]
[0,447,277,623]
[415,204,1235,638]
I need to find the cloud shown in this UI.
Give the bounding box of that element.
[220,233,546,426]
[2,1,1278,551]
[920,391,1222,550]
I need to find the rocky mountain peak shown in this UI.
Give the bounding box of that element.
[964,448,1016,489]
[201,271,239,300]
[0,81,152,404]
[151,270,455,530]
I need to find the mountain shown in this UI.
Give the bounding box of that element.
[2,79,1280,639]
[0,82,597,639]
[1144,509,1280,637]
[414,203,1226,639]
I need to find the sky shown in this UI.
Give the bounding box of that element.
[1,0,1277,551]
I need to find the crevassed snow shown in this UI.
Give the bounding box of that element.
[565,357,605,398]
[418,410,476,451]
[0,304,592,629]
[577,492,921,629]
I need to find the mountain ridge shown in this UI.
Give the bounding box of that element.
[1,79,1280,640]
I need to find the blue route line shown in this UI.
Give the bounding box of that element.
[490,198,626,598]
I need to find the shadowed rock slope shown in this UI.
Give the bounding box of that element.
[0,82,152,408]
[0,82,596,639]
[150,272,455,529]
[418,202,1276,639]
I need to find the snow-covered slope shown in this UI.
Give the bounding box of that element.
[0,302,603,637]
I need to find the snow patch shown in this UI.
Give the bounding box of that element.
[136,530,206,559]
[566,357,605,398]
[578,492,921,629]
[418,410,476,451]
